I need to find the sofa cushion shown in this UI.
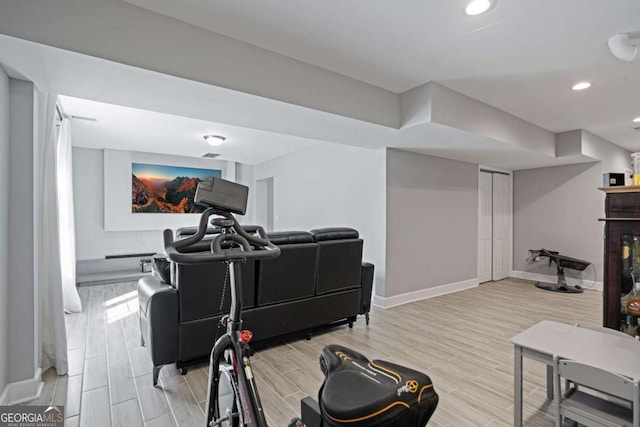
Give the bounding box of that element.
[257,242,318,306]
[138,275,176,317]
[267,231,314,245]
[310,227,359,242]
[175,260,256,322]
[315,238,363,295]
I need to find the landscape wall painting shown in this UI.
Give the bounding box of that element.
[132,163,222,213]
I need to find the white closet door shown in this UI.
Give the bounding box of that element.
[478,171,493,283]
[492,173,511,281]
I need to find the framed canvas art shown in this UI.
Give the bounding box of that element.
[132,163,222,213]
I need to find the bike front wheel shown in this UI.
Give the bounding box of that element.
[214,362,241,427]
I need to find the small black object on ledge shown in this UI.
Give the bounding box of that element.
[527,249,591,293]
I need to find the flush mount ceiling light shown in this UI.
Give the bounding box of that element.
[633,117,640,123]
[204,135,226,146]
[465,0,493,16]
[571,81,592,91]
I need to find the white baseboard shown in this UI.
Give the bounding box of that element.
[510,270,602,292]
[0,368,43,405]
[373,278,479,309]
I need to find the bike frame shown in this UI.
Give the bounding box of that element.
[205,258,269,427]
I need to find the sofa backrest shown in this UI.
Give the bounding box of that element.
[257,231,318,306]
[176,225,260,237]
[174,227,223,254]
[172,229,257,321]
[174,261,256,322]
[170,226,363,322]
[311,228,363,295]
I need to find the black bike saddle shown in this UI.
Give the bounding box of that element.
[318,345,438,427]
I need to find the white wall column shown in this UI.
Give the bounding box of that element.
[3,78,42,404]
[0,66,10,401]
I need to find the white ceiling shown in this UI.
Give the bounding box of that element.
[57,96,322,165]
[123,0,604,92]
[1,0,638,168]
[123,0,640,151]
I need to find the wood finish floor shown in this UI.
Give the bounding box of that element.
[30,278,602,427]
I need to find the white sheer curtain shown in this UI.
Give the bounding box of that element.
[57,118,82,313]
[36,90,81,375]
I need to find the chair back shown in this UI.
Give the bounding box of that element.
[554,356,640,427]
[557,359,635,401]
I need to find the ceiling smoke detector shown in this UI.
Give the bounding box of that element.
[608,33,640,62]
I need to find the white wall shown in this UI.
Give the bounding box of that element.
[254,143,386,292]
[513,133,631,285]
[0,66,9,398]
[385,149,478,303]
[235,162,256,224]
[513,163,603,281]
[73,147,236,260]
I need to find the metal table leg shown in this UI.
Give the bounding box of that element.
[514,345,523,427]
[546,364,554,400]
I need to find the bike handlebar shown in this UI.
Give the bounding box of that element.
[163,207,280,264]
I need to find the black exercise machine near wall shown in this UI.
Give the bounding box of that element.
[527,249,591,293]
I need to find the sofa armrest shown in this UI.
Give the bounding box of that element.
[137,276,178,368]
[360,263,374,317]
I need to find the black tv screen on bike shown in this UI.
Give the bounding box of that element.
[194,177,249,215]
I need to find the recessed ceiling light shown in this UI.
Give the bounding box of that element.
[633,117,640,123]
[571,81,592,91]
[465,0,493,16]
[203,135,226,146]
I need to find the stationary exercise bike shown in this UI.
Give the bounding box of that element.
[164,177,438,427]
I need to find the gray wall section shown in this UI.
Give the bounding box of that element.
[254,143,387,295]
[513,162,604,281]
[7,79,36,383]
[72,147,162,260]
[0,67,9,395]
[385,149,478,298]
